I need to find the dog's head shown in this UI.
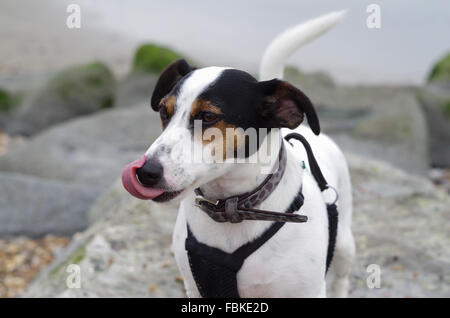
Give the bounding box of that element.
[122,59,320,203]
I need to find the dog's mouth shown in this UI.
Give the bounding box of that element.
[121,156,182,202]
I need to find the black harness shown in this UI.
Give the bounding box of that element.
[185,133,338,298]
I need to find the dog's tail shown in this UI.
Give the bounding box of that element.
[259,10,346,81]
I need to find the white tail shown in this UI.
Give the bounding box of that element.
[259,10,347,81]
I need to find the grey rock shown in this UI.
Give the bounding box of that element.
[115,72,158,108]
[417,83,450,167]
[287,73,429,175]
[0,103,162,188]
[285,66,336,89]
[7,62,116,136]
[347,154,450,297]
[24,154,450,297]
[0,172,100,237]
[24,180,184,297]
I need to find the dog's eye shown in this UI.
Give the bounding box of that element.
[200,111,219,123]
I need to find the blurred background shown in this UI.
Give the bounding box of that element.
[0,0,449,298]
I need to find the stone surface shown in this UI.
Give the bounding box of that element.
[347,154,450,297]
[417,83,450,167]
[115,72,158,108]
[24,180,184,298]
[0,172,100,237]
[428,52,450,83]
[24,154,450,297]
[0,103,162,188]
[132,43,184,74]
[287,70,429,175]
[0,87,12,112]
[6,62,116,136]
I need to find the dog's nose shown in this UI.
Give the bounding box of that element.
[136,159,163,187]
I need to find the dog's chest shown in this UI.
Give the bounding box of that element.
[172,191,329,298]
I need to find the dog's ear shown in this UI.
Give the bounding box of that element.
[151,59,193,111]
[258,79,320,135]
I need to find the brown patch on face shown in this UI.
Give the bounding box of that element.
[190,99,249,161]
[159,95,176,129]
[190,98,222,118]
[161,95,176,116]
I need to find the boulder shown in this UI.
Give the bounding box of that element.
[417,83,450,167]
[427,52,450,84]
[0,102,162,188]
[7,62,116,136]
[24,180,184,297]
[115,72,158,107]
[287,70,429,174]
[0,87,21,129]
[0,88,12,112]
[285,65,336,89]
[24,153,450,297]
[347,154,450,297]
[132,43,184,74]
[0,172,100,237]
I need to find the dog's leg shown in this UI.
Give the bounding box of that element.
[317,281,327,298]
[330,230,355,297]
[330,159,355,298]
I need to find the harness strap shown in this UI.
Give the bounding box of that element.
[186,186,304,298]
[325,203,338,272]
[185,132,339,297]
[284,132,338,273]
[284,133,328,191]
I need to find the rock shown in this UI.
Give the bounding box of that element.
[24,180,184,297]
[132,43,184,74]
[417,84,450,167]
[24,154,450,297]
[285,65,336,89]
[0,88,21,129]
[0,172,100,237]
[115,72,158,107]
[7,62,116,136]
[286,72,429,175]
[333,90,428,175]
[0,88,12,112]
[0,102,162,187]
[428,52,450,83]
[347,154,450,297]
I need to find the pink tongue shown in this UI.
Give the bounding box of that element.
[122,156,165,200]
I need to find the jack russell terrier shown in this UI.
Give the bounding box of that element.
[122,10,355,298]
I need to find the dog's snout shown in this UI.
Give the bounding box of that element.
[136,159,163,187]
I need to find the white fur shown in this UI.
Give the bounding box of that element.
[144,67,233,193]
[151,11,355,297]
[173,127,355,297]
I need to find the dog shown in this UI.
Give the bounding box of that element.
[122,10,355,298]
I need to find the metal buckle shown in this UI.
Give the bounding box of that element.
[324,185,339,205]
[194,196,220,208]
